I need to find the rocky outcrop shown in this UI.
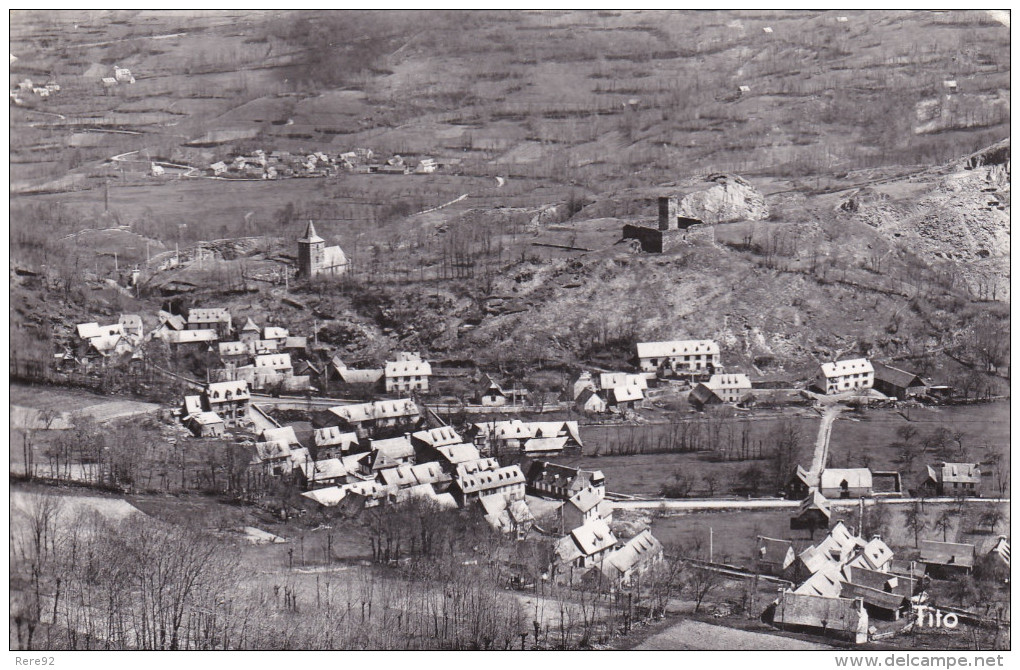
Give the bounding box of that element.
[675,173,769,224]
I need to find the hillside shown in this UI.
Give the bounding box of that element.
[8,10,1010,390]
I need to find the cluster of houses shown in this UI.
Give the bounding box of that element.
[205,147,438,181]
[763,495,1010,643]
[101,65,135,88]
[64,315,146,366]
[763,470,1006,643]
[10,78,60,105]
[788,460,986,501]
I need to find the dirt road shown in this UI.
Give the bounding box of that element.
[634,619,831,650]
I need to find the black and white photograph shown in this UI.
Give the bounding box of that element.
[8,8,1011,658]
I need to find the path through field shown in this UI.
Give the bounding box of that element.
[634,619,831,650]
[808,405,845,484]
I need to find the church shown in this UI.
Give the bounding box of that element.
[297,221,349,278]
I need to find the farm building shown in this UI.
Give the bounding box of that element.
[705,373,752,403]
[819,468,873,499]
[608,385,643,410]
[771,592,869,643]
[918,462,981,497]
[636,339,720,375]
[919,540,976,577]
[186,411,225,438]
[622,196,704,253]
[688,383,722,410]
[817,358,874,395]
[790,491,832,534]
[297,220,349,278]
[871,362,926,400]
[756,537,796,577]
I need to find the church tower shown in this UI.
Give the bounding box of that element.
[297,220,325,277]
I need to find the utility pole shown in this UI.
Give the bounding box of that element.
[104,177,110,212]
[709,527,714,563]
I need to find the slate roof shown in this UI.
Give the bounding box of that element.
[820,358,874,379]
[919,540,976,568]
[411,426,462,448]
[456,465,525,495]
[872,361,924,389]
[820,469,873,491]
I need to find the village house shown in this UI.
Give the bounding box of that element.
[218,341,250,365]
[919,540,976,577]
[255,353,294,376]
[839,572,912,621]
[871,361,926,400]
[469,421,583,456]
[554,518,619,571]
[607,385,643,411]
[165,329,219,348]
[117,314,144,341]
[260,426,302,449]
[263,326,289,346]
[817,358,874,395]
[572,371,597,399]
[599,373,648,393]
[238,317,261,345]
[705,373,753,404]
[526,462,606,501]
[186,307,232,338]
[424,443,483,472]
[251,440,294,477]
[297,220,350,278]
[451,464,526,507]
[368,435,416,471]
[636,339,720,376]
[556,486,613,533]
[384,357,432,394]
[154,311,187,335]
[476,374,506,407]
[312,426,360,460]
[410,425,462,451]
[918,462,982,497]
[479,495,535,539]
[201,380,251,426]
[575,388,608,414]
[326,399,421,437]
[210,161,228,176]
[587,529,664,587]
[622,196,704,253]
[301,458,350,489]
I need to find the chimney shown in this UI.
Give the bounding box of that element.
[658,195,678,231]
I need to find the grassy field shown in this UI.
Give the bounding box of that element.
[556,401,1009,497]
[643,499,1010,566]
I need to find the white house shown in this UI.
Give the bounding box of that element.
[818,358,874,395]
[636,339,720,374]
[385,358,432,394]
[705,373,752,403]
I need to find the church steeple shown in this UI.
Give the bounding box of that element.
[299,220,324,244]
